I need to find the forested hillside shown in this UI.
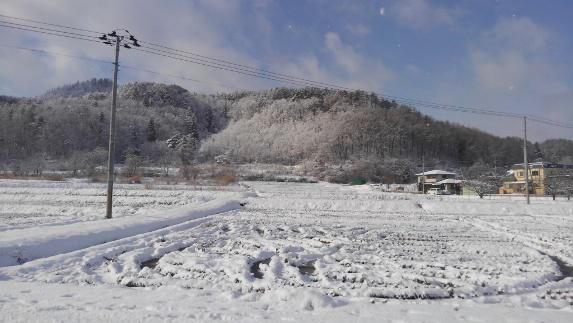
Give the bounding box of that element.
[202,88,529,167]
[0,79,571,180]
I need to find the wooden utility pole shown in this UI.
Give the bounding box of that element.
[523,116,530,205]
[422,154,425,194]
[101,30,140,219]
[106,38,120,219]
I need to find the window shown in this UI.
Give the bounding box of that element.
[532,170,539,176]
[517,171,523,177]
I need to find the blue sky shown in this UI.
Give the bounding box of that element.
[1,0,572,141]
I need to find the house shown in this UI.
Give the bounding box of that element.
[415,170,458,194]
[499,162,573,196]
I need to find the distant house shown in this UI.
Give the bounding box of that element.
[415,170,458,194]
[499,162,573,196]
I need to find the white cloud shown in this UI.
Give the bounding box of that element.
[0,0,272,96]
[466,17,573,140]
[393,0,456,29]
[379,7,385,16]
[485,16,552,53]
[470,17,560,94]
[324,32,362,74]
[0,0,395,99]
[323,32,393,90]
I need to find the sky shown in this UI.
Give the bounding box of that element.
[0,0,572,141]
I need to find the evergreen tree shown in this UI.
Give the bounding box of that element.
[534,142,544,161]
[184,109,199,141]
[166,132,197,166]
[97,112,106,147]
[146,119,157,142]
[205,109,214,133]
[129,123,141,155]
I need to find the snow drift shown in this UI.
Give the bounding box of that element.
[0,195,245,267]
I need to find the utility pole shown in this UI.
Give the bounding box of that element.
[420,122,430,194]
[100,30,141,219]
[422,154,425,194]
[523,116,530,205]
[105,38,120,219]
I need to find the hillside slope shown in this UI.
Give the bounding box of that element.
[0,80,571,176]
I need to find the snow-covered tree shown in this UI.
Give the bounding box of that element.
[166,132,199,166]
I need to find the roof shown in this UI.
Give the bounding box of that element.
[435,179,462,185]
[415,170,456,176]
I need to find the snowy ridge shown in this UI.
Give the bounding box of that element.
[0,193,248,267]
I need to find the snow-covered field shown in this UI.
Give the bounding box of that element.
[0,180,572,322]
[0,179,242,231]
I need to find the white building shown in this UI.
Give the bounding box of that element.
[415,170,457,193]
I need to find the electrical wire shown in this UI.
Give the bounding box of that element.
[132,47,321,88]
[0,44,244,91]
[0,13,103,35]
[0,23,102,44]
[132,46,556,121]
[138,41,547,120]
[0,13,571,129]
[0,44,112,64]
[140,41,356,92]
[0,19,101,40]
[120,65,246,91]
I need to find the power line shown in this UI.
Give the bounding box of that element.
[132,47,324,89]
[0,23,102,44]
[0,44,112,64]
[127,44,539,120]
[132,46,552,121]
[141,41,356,92]
[0,19,339,89]
[0,13,425,93]
[0,44,244,92]
[0,13,103,35]
[0,15,357,91]
[137,41,544,120]
[527,116,573,130]
[0,13,572,129]
[0,19,100,40]
[120,65,245,91]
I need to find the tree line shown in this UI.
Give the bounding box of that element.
[0,79,572,183]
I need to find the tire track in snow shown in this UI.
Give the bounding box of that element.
[462,217,573,281]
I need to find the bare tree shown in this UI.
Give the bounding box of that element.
[461,162,503,199]
[463,179,500,199]
[124,153,144,177]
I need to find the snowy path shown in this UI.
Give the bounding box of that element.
[0,194,246,267]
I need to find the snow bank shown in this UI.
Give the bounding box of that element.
[0,195,245,267]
